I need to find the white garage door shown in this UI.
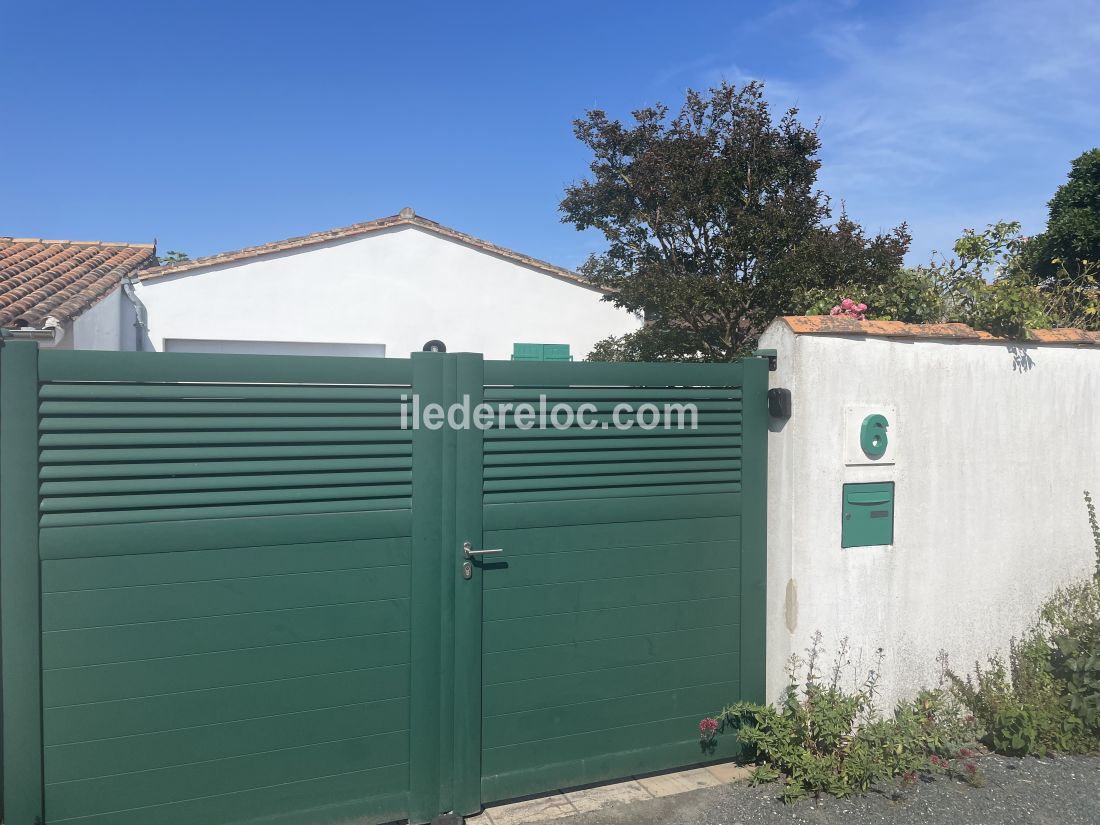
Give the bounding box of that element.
[164,338,386,357]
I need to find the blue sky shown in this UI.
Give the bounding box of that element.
[2,0,1098,269]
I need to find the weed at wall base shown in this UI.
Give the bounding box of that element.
[701,633,984,803]
[943,491,1100,756]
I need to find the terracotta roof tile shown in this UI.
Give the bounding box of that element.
[0,239,157,328]
[779,316,1100,345]
[1026,327,1100,344]
[138,209,602,291]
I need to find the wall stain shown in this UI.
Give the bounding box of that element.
[785,578,798,633]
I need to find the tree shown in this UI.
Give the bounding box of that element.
[157,250,190,265]
[561,81,909,361]
[929,221,1051,337]
[1023,149,1100,277]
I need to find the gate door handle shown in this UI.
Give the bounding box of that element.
[463,541,504,560]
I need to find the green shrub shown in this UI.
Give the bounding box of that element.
[705,634,982,802]
[1086,491,1100,581]
[945,492,1100,755]
[799,268,944,325]
[945,641,1089,755]
[1050,621,1100,732]
[1044,557,1100,735]
[968,276,1049,338]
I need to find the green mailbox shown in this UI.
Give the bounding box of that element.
[841,482,895,548]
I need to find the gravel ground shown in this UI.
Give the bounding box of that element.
[551,756,1100,825]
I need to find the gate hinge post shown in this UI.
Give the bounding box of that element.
[752,348,778,371]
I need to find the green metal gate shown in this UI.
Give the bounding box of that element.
[0,342,767,825]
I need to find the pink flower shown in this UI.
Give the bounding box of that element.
[828,297,868,320]
[959,748,974,758]
[964,762,977,776]
[699,718,719,738]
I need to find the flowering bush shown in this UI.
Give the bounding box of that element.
[830,297,868,319]
[699,717,719,741]
[701,634,983,802]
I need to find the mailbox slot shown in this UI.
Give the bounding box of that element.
[842,482,895,548]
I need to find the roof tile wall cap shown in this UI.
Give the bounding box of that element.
[779,316,1100,345]
[1,237,155,249]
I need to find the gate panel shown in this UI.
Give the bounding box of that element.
[0,341,45,825]
[473,360,767,804]
[32,351,417,825]
[2,346,767,825]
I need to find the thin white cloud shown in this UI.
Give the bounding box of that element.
[696,0,1100,260]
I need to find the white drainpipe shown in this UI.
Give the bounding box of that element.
[121,275,148,351]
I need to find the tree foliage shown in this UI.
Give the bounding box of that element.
[156,250,190,265]
[562,81,909,361]
[927,221,1049,337]
[1023,149,1100,277]
[813,219,1100,336]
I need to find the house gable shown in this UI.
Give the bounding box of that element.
[139,208,603,293]
[133,221,638,360]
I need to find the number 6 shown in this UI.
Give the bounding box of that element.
[860,413,889,459]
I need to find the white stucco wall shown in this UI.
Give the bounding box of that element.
[132,226,640,360]
[69,289,129,350]
[758,321,1100,708]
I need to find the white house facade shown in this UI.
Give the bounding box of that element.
[130,209,641,361]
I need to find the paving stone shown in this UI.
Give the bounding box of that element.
[565,779,653,812]
[635,767,721,798]
[705,761,753,784]
[485,792,576,825]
